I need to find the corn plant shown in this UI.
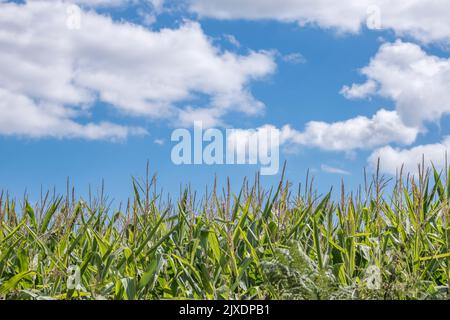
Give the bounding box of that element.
[0,162,450,300]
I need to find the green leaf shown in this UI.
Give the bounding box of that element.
[25,202,37,230]
[40,197,62,234]
[0,271,36,295]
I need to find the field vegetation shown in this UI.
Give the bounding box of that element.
[1,162,450,300]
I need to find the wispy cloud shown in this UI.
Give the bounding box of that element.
[321,164,351,175]
[282,52,306,65]
[223,34,241,48]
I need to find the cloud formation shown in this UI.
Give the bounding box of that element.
[321,164,351,175]
[342,41,450,128]
[226,109,419,159]
[369,137,450,175]
[339,40,450,174]
[190,0,450,44]
[0,88,145,140]
[221,39,449,176]
[187,2,450,173]
[28,0,133,7]
[280,109,418,152]
[0,1,275,139]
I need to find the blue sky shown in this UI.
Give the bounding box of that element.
[1,0,450,203]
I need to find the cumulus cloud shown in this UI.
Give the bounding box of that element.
[177,108,224,128]
[225,109,419,158]
[279,109,419,152]
[0,88,145,140]
[189,0,450,44]
[341,40,450,175]
[27,0,132,7]
[226,125,280,160]
[221,40,448,162]
[0,1,275,139]
[187,1,450,176]
[369,137,450,175]
[342,41,450,128]
[341,80,377,100]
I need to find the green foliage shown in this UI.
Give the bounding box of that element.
[0,163,450,300]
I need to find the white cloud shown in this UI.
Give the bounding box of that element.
[74,0,128,6]
[369,137,450,175]
[342,41,450,127]
[223,34,241,48]
[27,0,132,7]
[187,1,450,171]
[225,109,418,157]
[321,164,351,175]
[137,0,166,25]
[190,0,450,44]
[191,0,366,32]
[177,108,224,128]
[148,0,164,12]
[282,52,306,65]
[0,1,275,139]
[341,80,377,100]
[279,109,419,152]
[342,41,450,174]
[226,125,280,163]
[0,88,145,140]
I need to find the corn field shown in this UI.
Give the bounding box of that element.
[1,162,450,300]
